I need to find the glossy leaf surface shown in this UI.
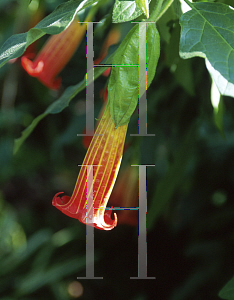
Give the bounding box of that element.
[112,0,151,23]
[108,22,160,127]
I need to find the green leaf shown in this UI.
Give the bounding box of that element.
[134,0,149,18]
[112,0,151,23]
[206,58,234,98]
[13,62,111,154]
[219,275,234,299]
[179,2,234,97]
[0,0,96,68]
[16,258,86,295]
[108,23,160,127]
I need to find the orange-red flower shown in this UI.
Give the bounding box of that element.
[82,86,108,149]
[52,104,128,230]
[21,16,90,90]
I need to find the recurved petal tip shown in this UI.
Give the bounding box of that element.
[94,208,117,230]
[21,56,44,76]
[52,193,118,230]
[52,192,71,206]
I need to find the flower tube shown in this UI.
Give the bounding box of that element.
[52,104,128,230]
[21,15,91,89]
[82,86,108,149]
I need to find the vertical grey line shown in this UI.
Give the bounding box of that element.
[130,165,155,279]
[86,165,94,277]
[130,23,155,137]
[85,224,95,277]
[138,23,147,136]
[86,22,94,134]
[138,165,147,277]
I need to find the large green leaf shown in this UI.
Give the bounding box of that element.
[219,275,234,300]
[112,0,151,23]
[179,2,234,97]
[0,0,96,68]
[13,63,111,154]
[108,23,160,127]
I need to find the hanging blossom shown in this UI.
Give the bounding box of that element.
[21,14,92,90]
[52,104,128,230]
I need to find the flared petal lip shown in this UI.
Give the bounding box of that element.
[52,192,117,230]
[21,56,61,90]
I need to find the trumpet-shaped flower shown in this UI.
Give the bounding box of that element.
[21,16,89,89]
[52,104,128,230]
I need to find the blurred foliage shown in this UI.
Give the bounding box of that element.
[0,0,234,300]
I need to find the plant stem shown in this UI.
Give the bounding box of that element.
[156,0,175,21]
[149,0,164,22]
[182,0,193,9]
[85,2,99,20]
